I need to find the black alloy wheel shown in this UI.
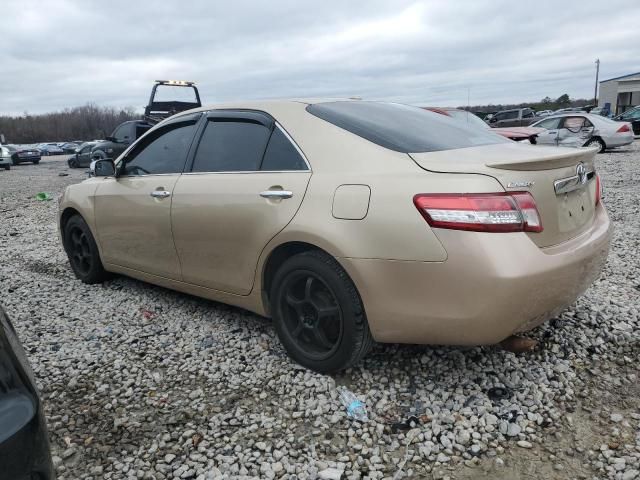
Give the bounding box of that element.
[271,250,373,372]
[279,271,343,360]
[63,215,108,283]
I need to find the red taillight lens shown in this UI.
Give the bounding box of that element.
[617,124,631,133]
[413,192,543,233]
[595,174,602,205]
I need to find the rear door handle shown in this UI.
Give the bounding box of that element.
[150,190,171,198]
[260,190,293,199]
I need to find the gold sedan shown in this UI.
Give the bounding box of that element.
[58,100,612,372]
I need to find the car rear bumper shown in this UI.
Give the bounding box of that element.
[13,155,41,163]
[339,204,612,345]
[606,134,634,147]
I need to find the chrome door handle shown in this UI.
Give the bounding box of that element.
[260,190,293,199]
[150,190,171,198]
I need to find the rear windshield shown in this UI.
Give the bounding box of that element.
[307,101,508,153]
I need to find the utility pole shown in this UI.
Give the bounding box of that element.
[594,58,600,105]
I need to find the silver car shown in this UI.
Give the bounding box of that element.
[530,113,634,153]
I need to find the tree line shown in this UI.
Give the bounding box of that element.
[460,94,594,114]
[0,104,138,145]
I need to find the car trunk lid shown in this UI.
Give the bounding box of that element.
[409,143,599,248]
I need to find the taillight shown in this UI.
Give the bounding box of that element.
[595,174,602,205]
[617,124,631,133]
[413,192,543,233]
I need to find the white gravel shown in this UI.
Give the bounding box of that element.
[0,143,638,480]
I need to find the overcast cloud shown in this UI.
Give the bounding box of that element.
[2,0,639,115]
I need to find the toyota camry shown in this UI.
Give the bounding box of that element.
[58,100,612,372]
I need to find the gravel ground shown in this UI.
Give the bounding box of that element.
[0,144,638,480]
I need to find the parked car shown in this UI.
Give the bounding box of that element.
[530,113,634,152]
[425,107,544,143]
[59,100,611,372]
[0,145,13,170]
[552,107,584,115]
[487,108,538,127]
[68,142,97,168]
[589,107,613,118]
[90,120,152,161]
[613,106,640,136]
[60,142,79,154]
[0,305,54,479]
[37,143,64,156]
[5,145,41,165]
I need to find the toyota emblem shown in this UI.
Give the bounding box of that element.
[576,163,587,185]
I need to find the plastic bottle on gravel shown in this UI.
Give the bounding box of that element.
[337,386,369,422]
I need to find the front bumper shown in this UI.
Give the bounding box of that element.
[340,204,612,345]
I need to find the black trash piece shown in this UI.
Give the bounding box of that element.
[391,415,421,433]
[487,386,512,401]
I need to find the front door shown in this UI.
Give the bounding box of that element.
[171,112,312,295]
[533,117,562,145]
[94,114,200,279]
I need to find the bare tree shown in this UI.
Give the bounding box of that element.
[0,104,138,144]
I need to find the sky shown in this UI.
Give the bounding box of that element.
[2,0,639,116]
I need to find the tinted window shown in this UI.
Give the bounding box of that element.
[502,111,519,120]
[112,124,129,142]
[261,128,307,171]
[306,102,508,153]
[522,110,534,118]
[192,120,271,172]
[122,121,197,176]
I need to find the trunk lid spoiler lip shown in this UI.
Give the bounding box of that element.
[408,144,599,172]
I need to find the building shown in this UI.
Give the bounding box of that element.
[598,72,640,115]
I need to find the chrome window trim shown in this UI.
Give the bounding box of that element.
[117,173,182,179]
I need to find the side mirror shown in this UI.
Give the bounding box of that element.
[90,159,116,177]
[105,136,117,142]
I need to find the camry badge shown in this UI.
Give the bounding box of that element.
[507,181,535,188]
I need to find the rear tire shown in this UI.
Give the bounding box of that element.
[3,165,10,171]
[32,160,39,165]
[63,215,108,284]
[270,250,373,372]
[584,137,606,153]
[12,159,18,166]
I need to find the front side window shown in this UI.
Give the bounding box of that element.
[121,120,197,176]
[112,124,129,142]
[534,117,562,130]
[522,109,534,118]
[191,120,271,172]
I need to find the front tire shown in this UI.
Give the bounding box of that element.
[584,137,606,153]
[32,160,39,165]
[270,250,373,372]
[63,215,108,284]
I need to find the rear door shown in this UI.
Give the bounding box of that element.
[496,111,519,127]
[557,116,593,147]
[171,111,312,295]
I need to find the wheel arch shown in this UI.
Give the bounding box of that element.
[261,241,346,316]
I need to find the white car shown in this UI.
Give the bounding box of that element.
[530,113,634,152]
[536,110,553,117]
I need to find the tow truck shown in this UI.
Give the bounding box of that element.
[90,80,201,161]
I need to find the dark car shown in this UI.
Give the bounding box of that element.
[6,145,41,165]
[0,305,54,480]
[90,120,152,161]
[37,144,64,156]
[614,106,640,135]
[487,108,538,128]
[60,143,79,154]
[67,142,96,168]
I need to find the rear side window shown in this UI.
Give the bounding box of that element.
[192,120,271,172]
[261,127,307,171]
[535,117,562,129]
[306,102,508,153]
